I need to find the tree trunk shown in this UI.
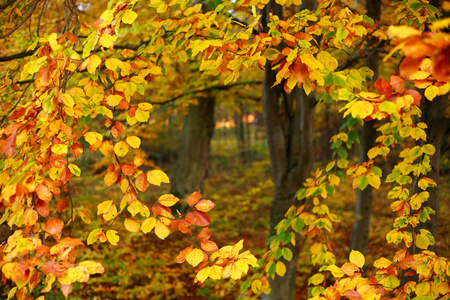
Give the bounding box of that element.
[261,3,316,299]
[350,0,381,255]
[170,95,215,199]
[414,93,449,251]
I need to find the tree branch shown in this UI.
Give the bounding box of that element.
[0,0,18,12]
[150,81,263,105]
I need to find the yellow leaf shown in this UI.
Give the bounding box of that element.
[97,200,114,215]
[155,220,170,239]
[127,200,141,216]
[147,170,170,186]
[124,218,140,232]
[308,273,325,285]
[350,101,374,119]
[99,34,117,48]
[374,257,391,269]
[106,230,119,245]
[85,132,103,145]
[126,136,141,148]
[327,265,344,277]
[141,217,156,234]
[196,267,210,283]
[78,261,105,275]
[114,140,129,157]
[251,279,262,293]
[367,173,381,189]
[87,228,102,245]
[186,248,204,267]
[122,10,137,24]
[106,95,122,106]
[138,102,153,110]
[158,194,179,207]
[387,26,420,39]
[61,94,74,108]
[424,85,439,100]
[275,261,286,276]
[87,55,102,74]
[135,108,150,122]
[209,265,222,280]
[67,265,89,283]
[105,58,123,71]
[349,250,365,268]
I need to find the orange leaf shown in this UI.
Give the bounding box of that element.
[344,290,362,300]
[197,227,211,241]
[122,163,137,176]
[201,240,218,252]
[36,184,52,202]
[3,132,17,158]
[195,200,215,212]
[134,155,144,167]
[389,75,404,93]
[177,245,193,264]
[341,262,360,276]
[135,173,149,192]
[175,220,192,234]
[185,211,211,227]
[36,200,49,217]
[324,286,341,300]
[45,218,64,235]
[187,190,202,206]
[104,171,118,187]
[57,199,67,212]
[374,77,392,96]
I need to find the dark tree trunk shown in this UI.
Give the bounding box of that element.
[261,2,316,299]
[170,95,215,199]
[350,0,381,255]
[414,94,449,251]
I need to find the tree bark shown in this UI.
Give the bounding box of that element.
[350,0,381,255]
[414,93,449,251]
[170,95,215,199]
[261,2,316,299]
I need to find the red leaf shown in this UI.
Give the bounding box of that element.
[374,77,392,96]
[45,218,64,235]
[135,173,149,192]
[35,200,49,217]
[344,289,362,300]
[187,190,202,206]
[36,184,52,202]
[185,211,211,227]
[3,132,17,158]
[390,75,405,94]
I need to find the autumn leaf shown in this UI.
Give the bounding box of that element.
[155,220,170,240]
[147,170,170,186]
[124,218,140,232]
[158,194,179,207]
[106,230,119,245]
[141,217,156,234]
[45,218,64,235]
[126,136,141,148]
[187,190,202,206]
[135,173,150,192]
[185,211,211,227]
[195,200,216,212]
[36,184,52,202]
[114,140,129,157]
[186,248,204,267]
[349,250,365,268]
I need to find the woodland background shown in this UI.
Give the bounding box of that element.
[0,0,449,299]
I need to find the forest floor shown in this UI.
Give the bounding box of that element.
[48,138,449,300]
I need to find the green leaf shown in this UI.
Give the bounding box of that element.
[282,248,293,261]
[356,175,369,190]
